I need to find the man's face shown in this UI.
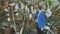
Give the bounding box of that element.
[37,8,40,12]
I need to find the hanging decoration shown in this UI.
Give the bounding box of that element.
[45,8,52,18]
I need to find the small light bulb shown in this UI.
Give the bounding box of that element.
[7,17,10,21]
[16,13,19,16]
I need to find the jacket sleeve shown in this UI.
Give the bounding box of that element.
[37,12,46,28]
[41,12,46,24]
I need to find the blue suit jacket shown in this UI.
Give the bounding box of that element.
[36,10,46,28]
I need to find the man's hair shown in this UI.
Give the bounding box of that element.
[38,5,42,10]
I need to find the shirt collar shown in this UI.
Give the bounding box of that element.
[39,9,45,14]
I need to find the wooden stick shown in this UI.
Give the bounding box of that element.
[11,6,17,33]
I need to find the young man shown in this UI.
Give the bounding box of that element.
[35,5,46,34]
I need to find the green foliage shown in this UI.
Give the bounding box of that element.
[22,0,28,5]
[46,0,58,7]
[0,9,6,16]
[0,8,6,27]
[23,28,30,34]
